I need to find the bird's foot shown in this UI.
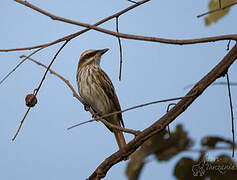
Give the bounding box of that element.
[84,104,90,111]
[92,112,99,119]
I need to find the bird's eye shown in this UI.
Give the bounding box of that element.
[85,54,90,58]
[85,52,96,59]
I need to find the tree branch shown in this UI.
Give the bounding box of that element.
[128,0,139,4]
[87,44,237,180]
[11,0,237,48]
[226,72,235,157]
[116,16,123,81]
[98,118,141,136]
[0,47,44,85]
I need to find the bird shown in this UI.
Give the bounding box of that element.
[76,48,126,150]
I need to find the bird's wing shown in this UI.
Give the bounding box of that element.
[97,69,124,127]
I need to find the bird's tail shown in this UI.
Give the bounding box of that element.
[105,115,126,150]
[114,130,126,150]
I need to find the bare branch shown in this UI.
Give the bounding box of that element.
[34,41,69,97]
[1,0,236,53]
[166,103,177,136]
[11,0,237,47]
[184,81,237,89]
[0,47,44,85]
[96,118,141,136]
[219,0,222,8]
[128,0,139,4]
[12,107,31,141]
[227,40,231,50]
[67,113,141,136]
[116,17,123,81]
[226,72,235,157]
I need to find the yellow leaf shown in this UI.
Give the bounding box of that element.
[205,0,236,26]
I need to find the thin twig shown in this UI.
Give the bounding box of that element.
[166,103,176,136]
[12,107,31,141]
[99,119,141,135]
[69,117,140,136]
[128,0,139,4]
[116,17,123,81]
[197,1,237,18]
[184,81,237,89]
[0,59,24,85]
[68,95,195,130]
[0,47,44,85]
[219,0,222,8]
[34,41,69,97]
[227,40,231,50]
[67,119,95,129]
[226,72,235,157]
[12,41,68,141]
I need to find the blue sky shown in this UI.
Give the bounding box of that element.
[1,0,237,179]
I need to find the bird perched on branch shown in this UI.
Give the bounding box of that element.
[76,48,126,150]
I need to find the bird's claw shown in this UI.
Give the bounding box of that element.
[84,104,90,111]
[83,104,100,119]
[92,112,99,119]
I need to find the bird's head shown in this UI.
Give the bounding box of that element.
[77,48,109,71]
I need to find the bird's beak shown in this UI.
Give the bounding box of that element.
[97,48,109,56]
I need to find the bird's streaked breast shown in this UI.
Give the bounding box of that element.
[77,64,113,115]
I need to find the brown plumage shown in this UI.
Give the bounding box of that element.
[76,48,126,149]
